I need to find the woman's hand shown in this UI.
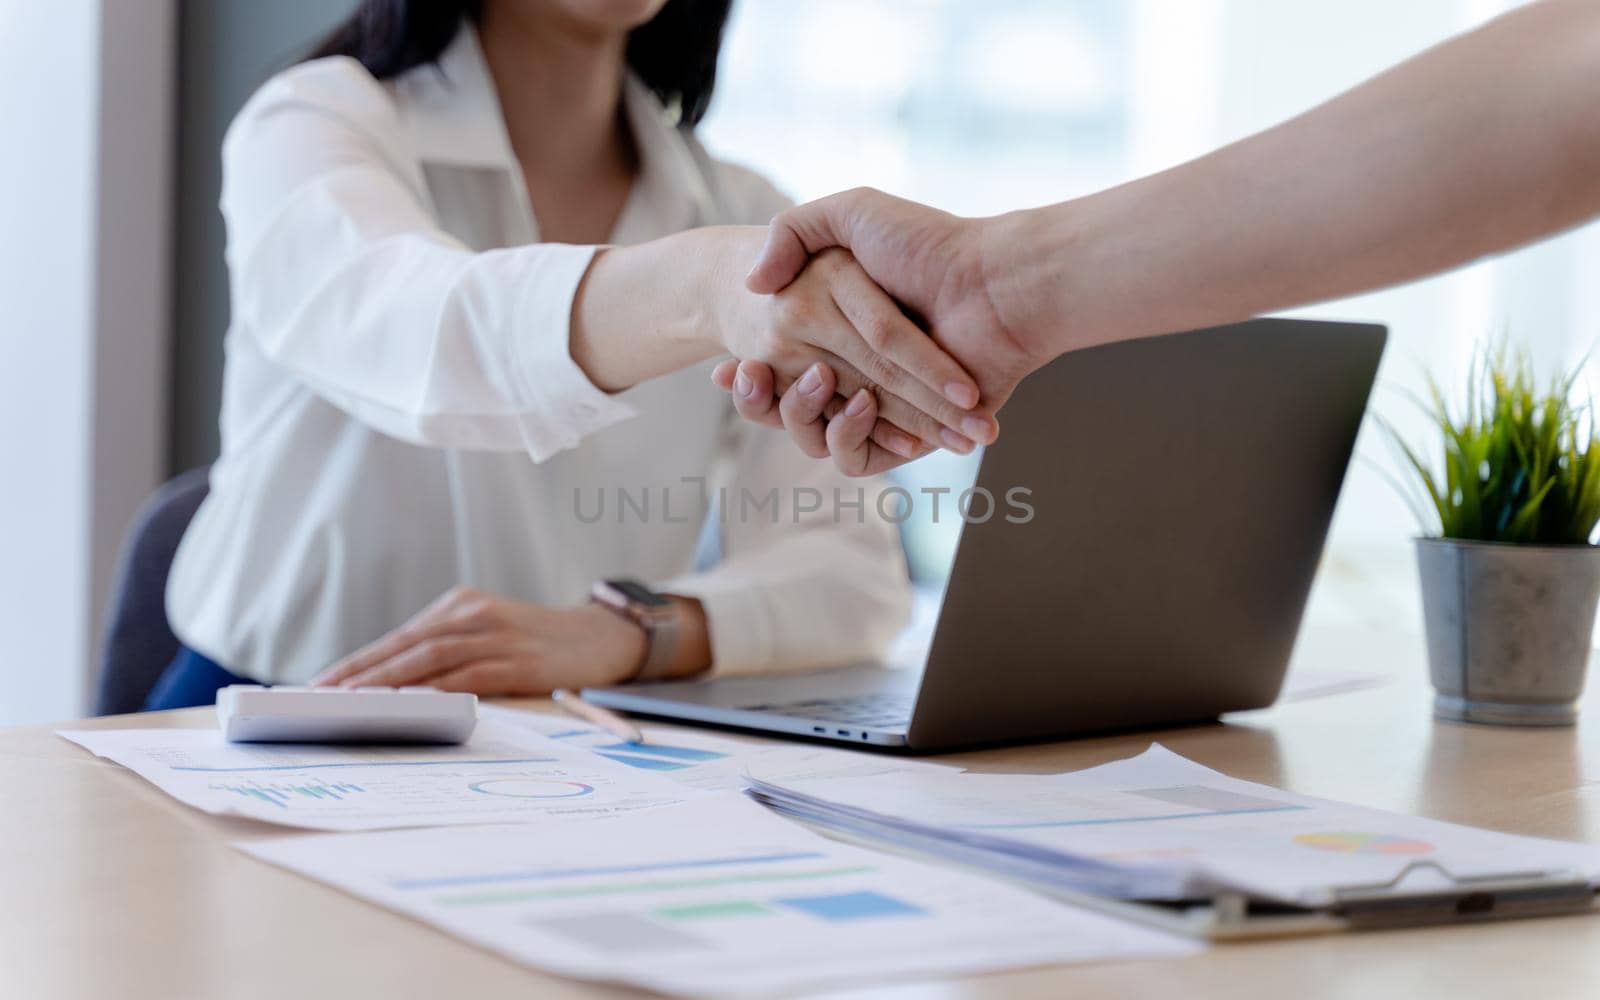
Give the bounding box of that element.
[711,359,928,476]
[309,587,648,695]
[708,239,998,456]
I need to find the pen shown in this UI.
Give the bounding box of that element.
[552,689,644,744]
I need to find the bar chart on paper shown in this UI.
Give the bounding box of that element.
[479,705,956,793]
[241,797,1197,996]
[58,723,697,831]
[587,740,729,772]
[527,728,733,774]
[210,778,368,807]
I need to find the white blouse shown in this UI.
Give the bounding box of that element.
[166,24,910,684]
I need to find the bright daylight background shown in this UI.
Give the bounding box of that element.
[699,0,1600,646]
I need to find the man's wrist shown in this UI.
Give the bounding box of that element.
[977,206,1080,368]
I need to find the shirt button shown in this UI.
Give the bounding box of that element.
[573,402,597,420]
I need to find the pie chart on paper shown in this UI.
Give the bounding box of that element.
[467,779,596,799]
[1293,831,1434,855]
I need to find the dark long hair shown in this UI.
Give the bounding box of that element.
[308,0,733,126]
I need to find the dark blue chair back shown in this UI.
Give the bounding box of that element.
[94,467,211,715]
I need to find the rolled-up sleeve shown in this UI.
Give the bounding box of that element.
[661,416,913,675]
[221,61,634,459]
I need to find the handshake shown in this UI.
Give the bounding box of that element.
[705,188,1058,477]
[579,0,1600,477]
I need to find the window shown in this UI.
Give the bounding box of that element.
[700,0,1600,638]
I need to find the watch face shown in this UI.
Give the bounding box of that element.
[607,579,669,607]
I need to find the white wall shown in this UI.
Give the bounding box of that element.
[0,1,172,724]
[0,1,99,725]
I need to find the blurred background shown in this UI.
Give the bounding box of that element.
[4,0,1595,724]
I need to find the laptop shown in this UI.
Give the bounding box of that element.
[584,318,1387,751]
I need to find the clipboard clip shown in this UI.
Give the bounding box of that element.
[1328,861,1597,929]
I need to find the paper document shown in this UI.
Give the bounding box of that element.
[749,745,1600,908]
[240,795,1197,996]
[60,721,696,831]
[481,704,957,793]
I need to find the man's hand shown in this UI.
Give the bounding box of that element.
[309,587,653,694]
[732,189,1049,471]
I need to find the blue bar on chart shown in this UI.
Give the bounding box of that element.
[596,742,728,763]
[775,891,926,922]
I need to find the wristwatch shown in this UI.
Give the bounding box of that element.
[590,579,680,682]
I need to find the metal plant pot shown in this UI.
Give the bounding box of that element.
[1415,538,1600,726]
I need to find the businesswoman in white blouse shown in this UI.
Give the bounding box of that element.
[146,0,995,708]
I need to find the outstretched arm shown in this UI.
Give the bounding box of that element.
[736,0,1600,467]
[573,226,991,455]
[988,0,1600,355]
[221,59,990,466]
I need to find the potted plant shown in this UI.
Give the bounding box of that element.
[1382,349,1600,726]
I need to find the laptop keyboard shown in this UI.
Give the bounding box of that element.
[740,692,914,730]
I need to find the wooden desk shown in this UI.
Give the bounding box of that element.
[7,628,1599,999]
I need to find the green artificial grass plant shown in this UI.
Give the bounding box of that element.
[1380,348,1600,545]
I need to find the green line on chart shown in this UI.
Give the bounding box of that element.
[434,865,876,907]
[654,900,773,921]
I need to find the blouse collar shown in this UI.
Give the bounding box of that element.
[396,22,719,230]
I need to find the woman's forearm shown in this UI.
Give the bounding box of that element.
[662,597,712,679]
[570,226,764,391]
[570,223,991,449]
[992,0,1600,355]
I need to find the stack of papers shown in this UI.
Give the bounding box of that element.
[60,720,697,831]
[748,745,1600,909]
[241,795,1198,996]
[61,709,955,832]
[67,711,1600,995]
[60,714,1202,993]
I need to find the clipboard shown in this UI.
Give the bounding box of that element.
[756,795,1600,941]
[1083,860,1600,940]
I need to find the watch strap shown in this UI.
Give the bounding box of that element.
[634,604,679,682]
[591,580,680,682]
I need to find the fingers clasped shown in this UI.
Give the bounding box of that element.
[714,358,932,477]
[716,244,994,475]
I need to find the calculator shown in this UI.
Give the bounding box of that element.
[216,685,478,744]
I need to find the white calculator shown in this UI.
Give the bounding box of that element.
[216,685,478,744]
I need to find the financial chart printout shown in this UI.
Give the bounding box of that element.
[480,704,957,792]
[59,722,695,831]
[242,796,1196,995]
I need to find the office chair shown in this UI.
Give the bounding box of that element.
[94,467,211,715]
